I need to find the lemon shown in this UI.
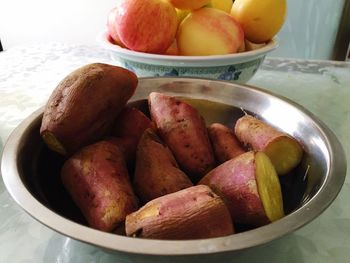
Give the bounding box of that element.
[230,0,286,43]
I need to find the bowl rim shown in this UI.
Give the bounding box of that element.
[96,31,278,67]
[1,77,347,256]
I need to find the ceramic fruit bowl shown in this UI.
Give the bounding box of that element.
[97,31,278,83]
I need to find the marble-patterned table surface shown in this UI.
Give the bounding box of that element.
[0,43,349,263]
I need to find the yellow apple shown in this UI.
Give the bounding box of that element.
[177,8,244,56]
[209,0,233,13]
[230,0,286,43]
[169,0,210,10]
[115,0,178,54]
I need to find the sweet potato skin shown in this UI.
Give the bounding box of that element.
[199,151,269,226]
[234,115,303,175]
[149,92,215,182]
[125,185,234,240]
[61,140,138,232]
[111,107,154,165]
[208,123,245,164]
[133,128,193,203]
[235,115,286,150]
[107,136,137,167]
[112,107,154,139]
[40,63,138,155]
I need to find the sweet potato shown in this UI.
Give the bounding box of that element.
[111,107,154,165]
[107,136,137,167]
[208,123,245,164]
[125,185,234,240]
[61,140,138,232]
[148,92,215,182]
[234,115,303,175]
[40,63,138,155]
[133,128,193,203]
[199,151,284,226]
[112,107,154,139]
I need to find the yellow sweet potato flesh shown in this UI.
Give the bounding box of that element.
[41,131,67,155]
[264,136,303,175]
[255,152,285,222]
[199,151,270,226]
[234,115,303,175]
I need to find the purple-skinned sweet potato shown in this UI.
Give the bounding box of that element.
[111,107,154,165]
[61,140,138,232]
[112,107,154,139]
[125,185,234,240]
[199,151,284,226]
[208,123,245,164]
[148,92,215,182]
[106,136,137,166]
[40,63,138,155]
[133,128,193,203]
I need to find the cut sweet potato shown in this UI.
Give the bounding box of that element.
[133,128,193,203]
[234,115,303,175]
[61,140,138,232]
[255,151,285,222]
[148,92,215,182]
[40,63,138,155]
[199,151,284,226]
[208,123,245,164]
[125,185,234,240]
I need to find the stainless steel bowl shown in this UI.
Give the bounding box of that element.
[1,77,346,256]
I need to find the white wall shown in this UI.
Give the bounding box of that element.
[270,0,346,60]
[0,0,117,49]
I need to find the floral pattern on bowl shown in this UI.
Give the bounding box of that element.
[120,57,265,83]
[97,31,277,83]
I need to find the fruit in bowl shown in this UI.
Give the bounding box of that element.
[99,0,283,82]
[113,0,178,54]
[208,0,233,13]
[106,0,286,56]
[177,7,244,56]
[230,0,287,44]
[169,0,209,10]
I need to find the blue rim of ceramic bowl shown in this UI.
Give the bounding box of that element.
[96,31,278,67]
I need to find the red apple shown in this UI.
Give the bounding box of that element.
[115,0,178,54]
[107,7,125,47]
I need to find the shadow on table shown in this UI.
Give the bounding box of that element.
[43,233,307,263]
